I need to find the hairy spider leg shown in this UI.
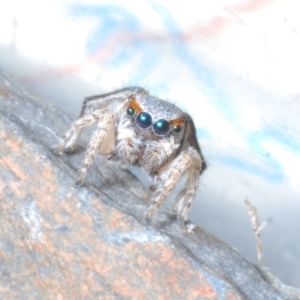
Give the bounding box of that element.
[80,87,148,117]
[173,148,203,222]
[145,150,193,222]
[76,111,114,185]
[52,108,108,154]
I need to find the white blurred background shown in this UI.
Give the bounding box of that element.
[0,0,299,288]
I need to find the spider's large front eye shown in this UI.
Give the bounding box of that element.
[136,112,152,129]
[126,107,135,117]
[153,119,170,136]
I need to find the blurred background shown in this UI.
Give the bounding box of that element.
[0,0,299,288]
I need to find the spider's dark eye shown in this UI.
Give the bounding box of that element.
[126,107,135,117]
[172,124,182,134]
[136,112,152,129]
[153,119,170,136]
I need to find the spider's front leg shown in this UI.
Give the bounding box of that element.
[76,111,114,186]
[52,108,115,186]
[145,150,193,222]
[52,108,108,154]
[52,86,146,154]
[173,148,203,222]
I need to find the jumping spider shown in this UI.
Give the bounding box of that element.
[52,87,206,223]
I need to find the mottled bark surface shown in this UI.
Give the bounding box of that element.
[0,70,299,300]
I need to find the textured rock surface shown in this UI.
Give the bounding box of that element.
[0,69,299,300]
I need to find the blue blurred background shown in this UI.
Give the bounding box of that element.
[0,0,299,288]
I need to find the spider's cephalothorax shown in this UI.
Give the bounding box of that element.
[52,87,206,223]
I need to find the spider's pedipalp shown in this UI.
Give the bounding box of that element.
[139,135,179,173]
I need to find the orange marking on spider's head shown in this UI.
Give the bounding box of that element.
[128,95,143,113]
[170,117,185,129]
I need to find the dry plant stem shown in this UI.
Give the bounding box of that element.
[245,197,266,266]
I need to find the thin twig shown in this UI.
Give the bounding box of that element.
[245,197,266,266]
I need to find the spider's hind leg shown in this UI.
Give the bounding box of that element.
[80,86,148,117]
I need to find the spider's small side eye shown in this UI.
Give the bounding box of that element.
[126,107,135,117]
[172,125,182,134]
[153,119,170,136]
[136,112,152,129]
